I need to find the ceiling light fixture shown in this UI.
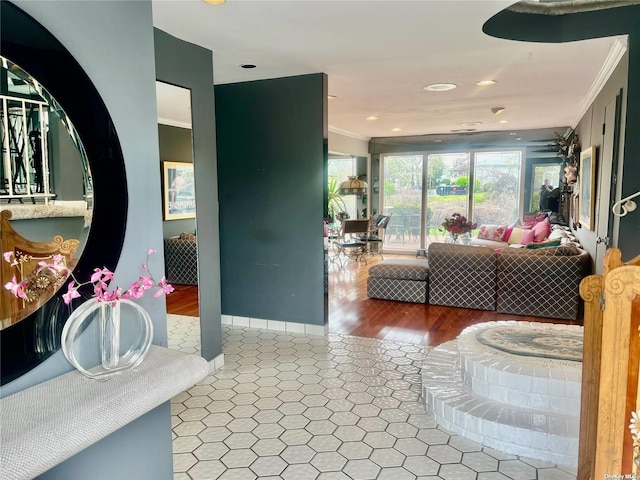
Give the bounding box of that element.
[498,120,509,124]
[509,132,518,136]
[491,107,506,115]
[366,116,378,121]
[391,127,402,132]
[338,176,368,196]
[433,139,443,143]
[327,95,336,100]
[477,80,497,86]
[424,83,457,92]
[240,64,257,69]
[203,0,226,4]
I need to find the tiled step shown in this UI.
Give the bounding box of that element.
[421,337,580,467]
[457,322,582,416]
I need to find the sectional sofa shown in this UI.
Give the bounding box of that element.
[367,241,590,321]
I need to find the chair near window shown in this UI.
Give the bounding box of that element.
[331,219,370,267]
[359,214,392,259]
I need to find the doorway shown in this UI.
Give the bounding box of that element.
[155,81,200,352]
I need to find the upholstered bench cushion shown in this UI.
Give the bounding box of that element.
[368,259,429,281]
[367,259,429,303]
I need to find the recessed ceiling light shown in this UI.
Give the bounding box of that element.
[391,128,402,132]
[516,137,522,141]
[433,139,443,143]
[461,122,482,127]
[240,64,257,69]
[491,107,506,115]
[498,120,509,124]
[327,95,336,100]
[366,116,378,121]
[424,83,457,92]
[203,0,226,4]
[509,132,518,136]
[477,80,497,86]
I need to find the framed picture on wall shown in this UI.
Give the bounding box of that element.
[579,146,597,230]
[162,161,196,220]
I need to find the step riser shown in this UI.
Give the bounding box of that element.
[421,321,584,467]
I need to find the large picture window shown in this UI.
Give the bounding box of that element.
[380,149,523,252]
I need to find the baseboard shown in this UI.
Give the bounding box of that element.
[207,353,225,374]
[220,314,328,336]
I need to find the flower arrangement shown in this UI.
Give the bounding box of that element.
[440,213,477,241]
[4,248,173,305]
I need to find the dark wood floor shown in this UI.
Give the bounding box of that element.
[166,253,579,346]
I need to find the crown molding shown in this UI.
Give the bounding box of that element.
[572,36,627,127]
[157,117,192,129]
[328,126,371,142]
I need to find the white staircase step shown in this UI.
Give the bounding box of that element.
[457,321,583,415]
[422,335,580,467]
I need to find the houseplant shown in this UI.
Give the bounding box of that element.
[440,213,477,244]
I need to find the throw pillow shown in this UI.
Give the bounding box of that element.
[532,219,551,243]
[179,232,196,242]
[506,228,535,245]
[477,224,507,241]
[525,238,562,249]
[530,245,581,256]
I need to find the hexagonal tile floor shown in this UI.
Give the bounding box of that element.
[168,315,577,480]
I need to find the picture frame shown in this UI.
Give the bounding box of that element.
[579,146,596,230]
[162,161,196,220]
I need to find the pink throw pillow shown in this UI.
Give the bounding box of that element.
[477,224,507,241]
[520,229,535,244]
[532,219,551,243]
[502,226,514,242]
[507,227,526,244]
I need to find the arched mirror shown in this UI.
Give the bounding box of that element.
[0,1,127,385]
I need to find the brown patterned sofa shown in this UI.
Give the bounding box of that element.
[368,242,590,320]
[428,243,498,311]
[164,233,198,285]
[495,246,590,319]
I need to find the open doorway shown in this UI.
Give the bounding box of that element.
[155,81,200,353]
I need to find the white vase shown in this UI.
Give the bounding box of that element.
[461,233,472,245]
[61,298,153,379]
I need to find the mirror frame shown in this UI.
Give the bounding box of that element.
[1,1,127,385]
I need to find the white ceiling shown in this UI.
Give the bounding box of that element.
[152,0,625,140]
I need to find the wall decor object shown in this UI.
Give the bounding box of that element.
[1,1,127,385]
[162,161,196,220]
[579,146,597,230]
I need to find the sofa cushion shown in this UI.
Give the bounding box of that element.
[532,219,551,242]
[368,259,429,281]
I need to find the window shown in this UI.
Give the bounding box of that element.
[380,149,523,252]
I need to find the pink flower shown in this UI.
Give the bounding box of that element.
[155,276,174,297]
[3,247,172,306]
[5,276,28,300]
[62,281,81,305]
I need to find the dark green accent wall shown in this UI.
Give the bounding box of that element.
[216,74,327,326]
[154,29,222,360]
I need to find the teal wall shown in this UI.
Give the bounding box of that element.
[154,28,222,361]
[5,1,174,478]
[216,74,327,326]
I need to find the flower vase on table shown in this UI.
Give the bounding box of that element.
[440,213,477,245]
[3,248,173,380]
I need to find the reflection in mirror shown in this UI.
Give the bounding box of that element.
[0,56,92,329]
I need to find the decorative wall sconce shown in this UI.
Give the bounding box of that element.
[612,191,640,217]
